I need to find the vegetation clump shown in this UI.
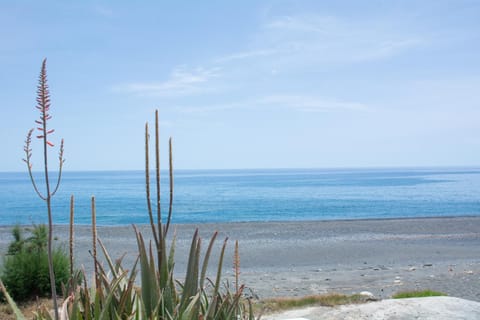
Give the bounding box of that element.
[260,293,367,314]
[392,289,446,299]
[1,225,69,301]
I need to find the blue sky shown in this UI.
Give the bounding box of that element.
[1,1,480,171]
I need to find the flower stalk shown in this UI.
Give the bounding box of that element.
[22,59,65,320]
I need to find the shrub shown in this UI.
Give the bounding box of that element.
[1,225,69,301]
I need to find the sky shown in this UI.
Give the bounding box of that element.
[1,0,480,171]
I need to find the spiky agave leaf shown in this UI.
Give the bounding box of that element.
[134,226,160,318]
[97,270,129,320]
[205,237,229,319]
[93,240,140,318]
[179,292,201,320]
[223,285,246,319]
[160,230,179,318]
[200,231,219,290]
[0,279,27,320]
[180,229,201,312]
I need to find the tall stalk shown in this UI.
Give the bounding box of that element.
[145,110,174,275]
[145,123,159,248]
[166,137,174,234]
[69,195,75,293]
[234,240,240,294]
[91,196,99,290]
[155,110,161,246]
[23,59,64,320]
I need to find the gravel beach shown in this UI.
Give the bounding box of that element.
[1,216,479,301]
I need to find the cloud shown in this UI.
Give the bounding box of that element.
[92,5,114,17]
[174,94,370,114]
[257,94,370,112]
[116,66,220,97]
[358,39,423,61]
[214,49,276,63]
[176,103,243,114]
[115,13,424,103]
[265,15,334,34]
[217,14,424,69]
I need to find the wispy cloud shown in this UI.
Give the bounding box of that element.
[176,103,243,114]
[116,13,424,101]
[357,39,423,61]
[115,66,220,97]
[92,5,114,17]
[217,14,424,69]
[214,49,276,63]
[265,15,334,34]
[257,94,370,112]
[175,94,370,114]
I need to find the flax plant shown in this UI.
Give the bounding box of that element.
[22,59,65,320]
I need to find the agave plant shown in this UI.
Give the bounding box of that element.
[3,61,256,319]
[56,111,255,320]
[136,110,254,319]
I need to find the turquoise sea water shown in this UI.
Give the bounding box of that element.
[1,168,480,226]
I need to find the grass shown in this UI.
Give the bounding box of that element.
[257,289,448,315]
[392,289,446,299]
[0,294,363,319]
[0,293,366,319]
[0,290,449,319]
[258,293,368,314]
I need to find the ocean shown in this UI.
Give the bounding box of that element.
[1,168,480,226]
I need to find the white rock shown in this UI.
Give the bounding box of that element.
[359,291,375,299]
[262,297,480,320]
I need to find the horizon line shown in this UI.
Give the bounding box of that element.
[2,165,480,174]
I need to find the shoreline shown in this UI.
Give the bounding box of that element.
[1,213,480,228]
[1,216,479,301]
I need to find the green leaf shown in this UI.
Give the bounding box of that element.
[134,226,159,318]
[0,279,27,320]
[200,231,218,289]
[206,237,228,319]
[180,293,200,320]
[180,229,200,311]
[98,271,128,320]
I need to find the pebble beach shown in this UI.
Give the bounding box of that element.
[1,216,479,301]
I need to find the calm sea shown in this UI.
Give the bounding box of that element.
[1,168,480,226]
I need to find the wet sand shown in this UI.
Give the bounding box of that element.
[1,216,479,301]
